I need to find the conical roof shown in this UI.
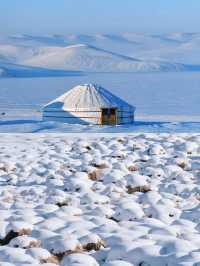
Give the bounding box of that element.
[45,83,135,111]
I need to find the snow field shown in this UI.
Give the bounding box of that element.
[0,134,200,265]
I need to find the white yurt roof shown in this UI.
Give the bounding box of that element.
[44,83,135,111]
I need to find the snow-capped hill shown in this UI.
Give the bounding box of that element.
[22,43,189,73]
[69,44,140,60]
[0,61,82,78]
[0,44,23,62]
[67,33,139,45]
[0,43,39,64]
[0,67,6,77]
[102,33,140,44]
[10,33,141,46]
[66,34,98,44]
[152,32,200,44]
[9,34,69,47]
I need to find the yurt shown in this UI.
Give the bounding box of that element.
[43,84,135,125]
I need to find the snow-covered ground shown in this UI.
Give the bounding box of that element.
[2,117,200,133]
[0,133,200,265]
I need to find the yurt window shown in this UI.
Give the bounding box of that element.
[101,108,117,125]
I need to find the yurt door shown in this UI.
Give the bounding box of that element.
[101,108,117,125]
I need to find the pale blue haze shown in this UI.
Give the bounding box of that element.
[0,0,199,34]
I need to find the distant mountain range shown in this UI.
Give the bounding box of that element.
[22,44,192,73]
[1,33,200,77]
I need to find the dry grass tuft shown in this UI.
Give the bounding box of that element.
[0,228,32,246]
[127,185,151,194]
[52,246,83,262]
[0,230,19,246]
[177,162,187,170]
[56,201,68,207]
[128,165,138,171]
[28,239,41,248]
[18,228,32,236]
[88,169,101,181]
[92,163,108,169]
[82,240,106,251]
[117,138,125,143]
[41,255,60,264]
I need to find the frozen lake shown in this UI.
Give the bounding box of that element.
[0,72,200,120]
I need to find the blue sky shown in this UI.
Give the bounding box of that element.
[0,0,199,34]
